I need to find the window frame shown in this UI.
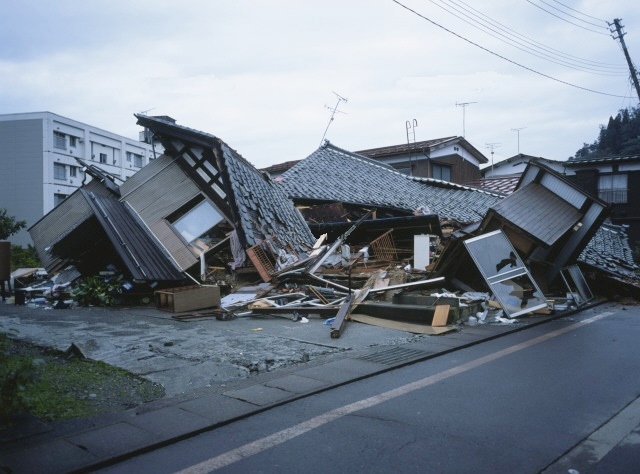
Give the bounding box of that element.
[53,131,66,149]
[53,162,66,180]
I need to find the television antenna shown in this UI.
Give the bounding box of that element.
[485,142,501,174]
[320,92,348,146]
[456,102,477,137]
[511,127,526,154]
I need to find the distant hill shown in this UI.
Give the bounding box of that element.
[572,105,640,160]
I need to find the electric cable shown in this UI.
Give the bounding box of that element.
[391,0,634,99]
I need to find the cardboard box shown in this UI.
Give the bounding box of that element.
[154,285,220,313]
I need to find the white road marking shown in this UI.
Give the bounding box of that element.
[176,312,614,473]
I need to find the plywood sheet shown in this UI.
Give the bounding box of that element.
[350,314,455,335]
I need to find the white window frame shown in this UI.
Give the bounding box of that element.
[53,162,66,180]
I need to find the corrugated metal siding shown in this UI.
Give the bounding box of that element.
[119,154,173,194]
[150,219,198,270]
[490,183,581,245]
[125,162,200,223]
[540,173,586,209]
[29,186,95,272]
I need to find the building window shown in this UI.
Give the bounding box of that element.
[127,152,143,167]
[54,193,68,207]
[69,136,78,148]
[53,131,66,149]
[432,163,452,181]
[69,166,77,178]
[598,173,627,204]
[53,162,66,180]
[168,196,223,244]
[99,153,107,164]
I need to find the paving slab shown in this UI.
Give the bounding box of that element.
[125,406,211,439]
[223,384,294,406]
[177,394,258,423]
[264,374,330,393]
[0,438,98,474]
[65,422,153,459]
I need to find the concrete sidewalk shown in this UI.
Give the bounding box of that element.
[0,300,600,473]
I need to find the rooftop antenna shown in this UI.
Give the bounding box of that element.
[320,92,348,147]
[485,142,501,175]
[456,101,477,137]
[138,108,155,115]
[511,127,526,154]
[406,119,418,176]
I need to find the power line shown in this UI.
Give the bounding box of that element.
[524,0,610,36]
[449,0,624,71]
[549,0,608,23]
[536,0,608,29]
[390,0,633,99]
[429,0,625,76]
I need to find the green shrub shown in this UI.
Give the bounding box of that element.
[71,275,123,306]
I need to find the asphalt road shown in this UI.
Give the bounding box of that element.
[95,305,640,473]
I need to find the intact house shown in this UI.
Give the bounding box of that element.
[355,136,489,184]
[564,154,640,245]
[29,115,316,290]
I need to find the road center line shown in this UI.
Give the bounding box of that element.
[177,311,613,474]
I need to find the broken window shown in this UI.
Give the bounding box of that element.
[598,173,627,204]
[464,230,548,317]
[168,196,223,244]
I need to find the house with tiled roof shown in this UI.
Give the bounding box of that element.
[356,136,489,184]
[29,115,315,287]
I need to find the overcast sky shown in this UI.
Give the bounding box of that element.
[1,1,639,169]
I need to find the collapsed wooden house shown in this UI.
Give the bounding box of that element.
[29,115,316,291]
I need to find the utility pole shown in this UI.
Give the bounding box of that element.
[406,119,418,177]
[485,142,501,175]
[610,18,640,102]
[456,102,477,137]
[511,127,526,155]
[320,92,348,147]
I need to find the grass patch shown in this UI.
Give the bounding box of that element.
[1,335,164,424]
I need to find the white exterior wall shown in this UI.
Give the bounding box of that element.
[0,112,157,246]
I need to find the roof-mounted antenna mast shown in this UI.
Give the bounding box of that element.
[320,92,348,147]
[406,119,418,177]
[456,101,477,137]
[485,142,501,175]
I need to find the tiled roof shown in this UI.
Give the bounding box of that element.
[465,175,520,195]
[565,154,640,165]
[356,136,489,164]
[220,143,317,251]
[580,223,638,280]
[279,142,503,224]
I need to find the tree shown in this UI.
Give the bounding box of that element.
[573,105,640,160]
[0,208,26,240]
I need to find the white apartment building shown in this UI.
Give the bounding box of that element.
[0,112,158,246]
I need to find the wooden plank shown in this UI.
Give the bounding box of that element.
[431,304,450,327]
